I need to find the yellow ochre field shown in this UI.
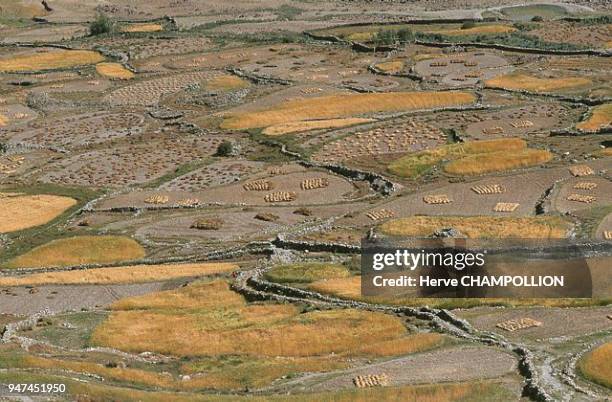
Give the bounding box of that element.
[0,50,105,73]
[0,262,238,286]
[96,62,135,80]
[0,193,76,233]
[375,60,405,74]
[120,23,164,33]
[380,216,570,239]
[262,118,374,136]
[427,24,516,36]
[91,280,423,358]
[444,148,552,175]
[221,91,476,130]
[576,103,612,132]
[0,114,7,126]
[5,235,146,269]
[205,75,250,91]
[388,138,551,177]
[485,73,591,93]
[579,342,612,389]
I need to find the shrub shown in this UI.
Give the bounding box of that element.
[531,16,544,22]
[89,13,114,36]
[461,21,476,29]
[215,140,234,157]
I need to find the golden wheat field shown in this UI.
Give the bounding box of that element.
[427,24,516,36]
[0,50,105,73]
[375,60,405,73]
[444,148,552,175]
[205,74,250,91]
[380,216,570,239]
[0,193,76,233]
[0,262,238,286]
[221,91,476,130]
[485,73,591,92]
[91,280,415,358]
[262,118,374,136]
[95,62,135,80]
[5,235,146,269]
[0,114,7,126]
[579,342,612,389]
[388,138,536,178]
[576,103,612,132]
[120,23,164,33]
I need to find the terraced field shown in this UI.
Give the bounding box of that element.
[0,1,610,401]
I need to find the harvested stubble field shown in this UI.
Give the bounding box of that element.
[95,62,135,80]
[0,262,237,286]
[388,138,551,178]
[0,49,104,72]
[40,132,224,187]
[0,193,76,233]
[7,111,145,149]
[576,103,612,132]
[5,235,146,269]
[90,280,436,359]
[220,92,476,130]
[104,71,219,106]
[579,342,612,389]
[485,73,592,93]
[311,119,446,164]
[379,216,570,239]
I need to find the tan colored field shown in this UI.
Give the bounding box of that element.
[579,342,612,389]
[380,216,570,239]
[375,60,404,74]
[427,24,516,36]
[0,50,104,73]
[309,276,604,308]
[95,62,135,80]
[0,193,76,233]
[388,138,537,178]
[485,73,591,93]
[576,104,612,132]
[205,74,250,91]
[0,2,47,18]
[5,236,146,269]
[120,23,164,33]
[0,262,237,286]
[221,91,476,130]
[91,280,413,358]
[262,118,374,136]
[444,148,552,175]
[0,114,7,126]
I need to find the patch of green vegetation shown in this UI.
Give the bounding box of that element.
[264,262,351,284]
[0,183,103,265]
[273,5,303,20]
[416,31,586,51]
[500,4,568,21]
[89,13,115,36]
[25,312,109,350]
[574,205,612,240]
